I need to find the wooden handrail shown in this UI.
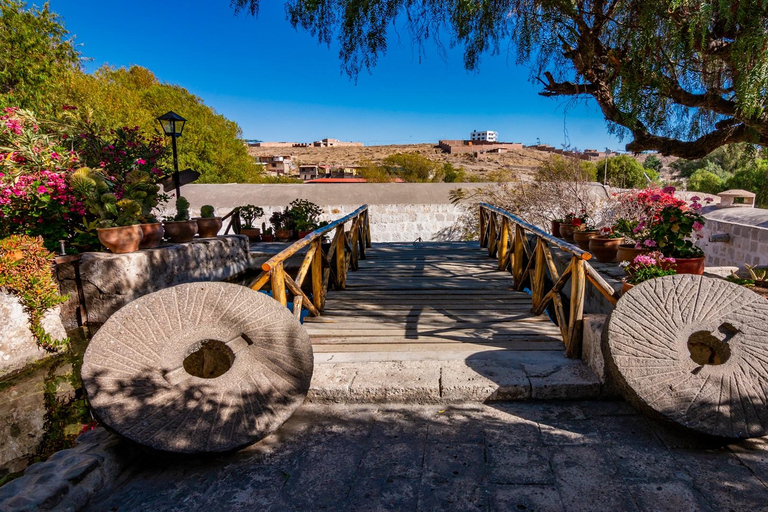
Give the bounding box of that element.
[249,205,371,319]
[262,205,368,272]
[478,203,619,359]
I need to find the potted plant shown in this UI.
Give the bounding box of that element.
[196,205,223,238]
[163,196,198,243]
[139,214,164,249]
[588,227,625,263]
[551,218,564,238]
[612,218,650,263]
[71,167,144,253]
[573,222,599,251]
[643,192,708,274]
[619,251,677,294]
[559,210,590,242]
[286,199,323,239]
[238,204,264,242]
[261,226,274,242]
[270,209,293,241]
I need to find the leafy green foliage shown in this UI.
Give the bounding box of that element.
[643,155,662,172]
[596,155,656,189]
[52,66,264,184]
[442,163,467,183]
[286,198,322,231]
[687,170,725,196]
[0,1,79,114]
[200,205,215,218]
[383,153,442,182]
[0,235,69,350]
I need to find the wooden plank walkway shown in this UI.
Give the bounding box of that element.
[304,241,564,360]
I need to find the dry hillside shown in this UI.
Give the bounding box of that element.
[248,143,554,181]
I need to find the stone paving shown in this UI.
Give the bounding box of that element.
[83,401,768,511]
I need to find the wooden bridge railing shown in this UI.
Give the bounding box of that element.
[479,203,619,358]
[246,205,371,318]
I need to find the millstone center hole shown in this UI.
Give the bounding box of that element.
[183,340,234,379]
[688,324,735,366]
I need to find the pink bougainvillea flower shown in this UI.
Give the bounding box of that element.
[704,197,713,203]
[135,158,146,165]
[662,186,676,194]
[643,240,657,247]
[693,221,704,231]
[36,186,48,194]
[62,104,77,111]
[690,196,700,201]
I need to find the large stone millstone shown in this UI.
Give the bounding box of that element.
[603,274,768,439]
[81,282,313,453]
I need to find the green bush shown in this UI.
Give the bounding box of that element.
[687,169,725,195]
[0,235,69,351]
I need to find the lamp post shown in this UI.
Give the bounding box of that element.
[157,111,187,198]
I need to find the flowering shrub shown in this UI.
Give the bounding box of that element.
[563,210,592,230]
[0,235,69,351]
[644,191,708,258]
[620,251,677,285]
[597,226,623,238]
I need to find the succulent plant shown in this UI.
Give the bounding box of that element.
[71,167,142,228]
[174,196,190,221]
[238,204,264,229]
[200,205,215,218]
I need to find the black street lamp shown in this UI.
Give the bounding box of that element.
[157,111,186,198]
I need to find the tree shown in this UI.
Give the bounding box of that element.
[596,155,654,189]
[0,0,79,113]
[382,153,441,182]
[52,66,265,184]
[643,155,662,172]
[687,169,725,195]
[727,160,768,208]
[233,1,768,159]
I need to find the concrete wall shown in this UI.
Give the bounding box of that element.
[181,183,488,243]
[697,207,768,268]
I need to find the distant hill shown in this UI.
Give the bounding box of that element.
[247,143,554,181]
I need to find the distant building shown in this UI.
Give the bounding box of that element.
[257,155,296,176]
[299,164,362,181]
[312,138,364,148]
[438,140,523,155]
[471,130,498,143]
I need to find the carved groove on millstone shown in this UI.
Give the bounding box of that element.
[81,282,314,453]
[603,274,768,439]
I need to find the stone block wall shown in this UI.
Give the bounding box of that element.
[54,236,266,331]
[697,217,768,268]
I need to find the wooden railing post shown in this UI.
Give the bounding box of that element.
[479,206,487,248]
[365,210,372,248]
[271,262,287,306]
[513,225,524,286]
[487,214,497,257]
[566,257,585,359]
[497,217,509,271]
[311,239,325,311]
[335,225,346,290]
[531,239,546,310]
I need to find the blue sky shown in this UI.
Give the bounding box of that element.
[48,1,623,150]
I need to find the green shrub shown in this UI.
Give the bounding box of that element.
[0,235,69,351]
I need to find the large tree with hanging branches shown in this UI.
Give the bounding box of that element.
[231,1,768,159]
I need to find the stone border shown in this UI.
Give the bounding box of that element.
[0,428,133,511]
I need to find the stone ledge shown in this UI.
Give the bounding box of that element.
[0,428,133,511]
[307,352,605,404]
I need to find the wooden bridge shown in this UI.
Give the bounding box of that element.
[244,204,617,401]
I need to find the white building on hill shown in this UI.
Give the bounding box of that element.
[470,130,498,142]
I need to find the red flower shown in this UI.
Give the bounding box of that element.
[571,219,582,227]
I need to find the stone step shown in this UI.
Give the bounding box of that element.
[307,350,603,404]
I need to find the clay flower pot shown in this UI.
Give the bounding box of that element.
[196,217,223,238]
[240,227,261,242]
[139,223,164,249]
[670,256,705,275]
[297,230,313,239]
[261,234,274,242]
[588,236,625,263]
[97,225,144,254]
[621,278,635,295]
[551,220,563,238]
[275,229,292,242]
[559,223,577,241]
[616,243,651,264]
[163,220,198,243]
[573,230,599,251]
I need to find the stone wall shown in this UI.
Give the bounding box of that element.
[697,207,768,268]
[54,236,266,331]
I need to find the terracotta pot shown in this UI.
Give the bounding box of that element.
[573,230,599,251]
[163,220,198,243]
[621,279,634,295]
[195,217,222,238]
[559,223,577,241]
[616,243,651,264]
[298,230,313,239]
[551,220,563,238]
[275,229,292,242]
[261,234,274,242]
[670,256,705,275]
[97,225,144,254]
[240,227,261,242]
[138,223,164,249]
[588,236,625,263]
